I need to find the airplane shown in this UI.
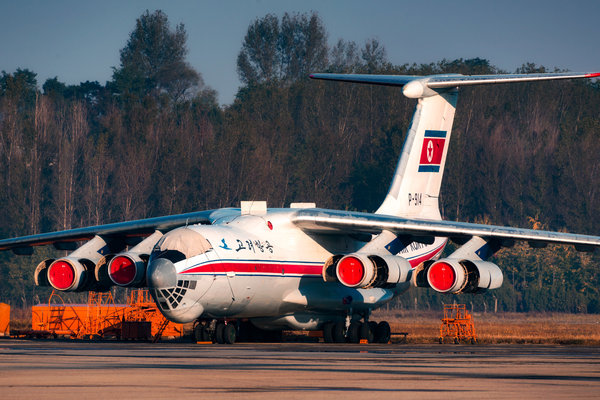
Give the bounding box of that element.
[1,70,600,344]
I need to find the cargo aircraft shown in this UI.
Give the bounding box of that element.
[2,71,600,344]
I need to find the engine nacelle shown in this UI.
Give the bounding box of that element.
[46,257,96,292]
[34,235,126,292]
[327,253,412,289]
[34,259,54,287]
[426,258,503,294]
[107,252,148,287]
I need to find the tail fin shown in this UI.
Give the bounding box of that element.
[376,90,456,219]
[310,71,600,220]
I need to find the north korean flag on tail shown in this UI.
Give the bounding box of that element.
[418,130,447,172]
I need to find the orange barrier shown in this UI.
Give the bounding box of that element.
[439,304,477,344]
[0,303,9,336]
[31,290,183,340]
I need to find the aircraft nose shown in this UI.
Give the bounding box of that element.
[147,257,177,289]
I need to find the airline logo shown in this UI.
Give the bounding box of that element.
[418,130,447,172]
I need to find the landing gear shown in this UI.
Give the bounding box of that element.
[323,322,334,343]
[347,321,361,343]
[374,321,391,344]
[369,321,378,338]
[361,321,375,343]
[223,324,236,344]
[194,320,238,344]
[332,321,346,343]
[215,323,225,344]
[322,317,391,344]
[193,321,211,342]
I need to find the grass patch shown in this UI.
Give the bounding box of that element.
[373,309,600,345]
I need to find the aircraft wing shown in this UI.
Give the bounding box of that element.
[0,210,219,254]
[292,208,600,251]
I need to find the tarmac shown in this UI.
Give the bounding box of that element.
[0,339,599,399]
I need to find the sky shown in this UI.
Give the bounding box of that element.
[1,0,599,105]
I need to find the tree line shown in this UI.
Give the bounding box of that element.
[0,10,598,312]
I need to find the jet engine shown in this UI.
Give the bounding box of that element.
[96,231,163,288]
[34,235,121,292]
[324,253,412,289]
[107,252,148,287]
[46,257,97,291]
[35,256,99,292]
[425,258,503,294]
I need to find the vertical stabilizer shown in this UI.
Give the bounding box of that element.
[376,91,457,220]
[309,71,600,222]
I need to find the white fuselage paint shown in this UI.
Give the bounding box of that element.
[154,209,446,325]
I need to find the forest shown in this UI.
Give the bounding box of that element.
[1,10,599,313]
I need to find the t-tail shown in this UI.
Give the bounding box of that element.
[310,71,600,222]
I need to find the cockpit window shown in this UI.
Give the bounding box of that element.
[156,250,186,264]
[151,227,212,262]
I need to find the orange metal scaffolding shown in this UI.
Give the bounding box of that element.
[31,289,183,340]
[439,304,477,344]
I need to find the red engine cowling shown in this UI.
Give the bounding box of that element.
[332,253,412,289]
[46,257,95,292]
[107,252,147,287]
[426,259,503,294]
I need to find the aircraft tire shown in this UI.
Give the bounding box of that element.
[323,322,334,343]
[201,326,211,341]
[369,321,377,331]
[375,321,391,344]
[347,321,361,343]
[215,323,225,344]
[360,322,374,343]
[223,324,236,344]
[332,321,346,343]
[193,323,204,342]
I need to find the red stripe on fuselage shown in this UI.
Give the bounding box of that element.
[407,242,446,268]
[181,242,446,277]
[181,261,323,276]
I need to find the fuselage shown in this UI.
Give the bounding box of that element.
[147,208,446,328]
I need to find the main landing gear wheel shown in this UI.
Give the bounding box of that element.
[223,324,236,344]
[374,321,391,344]
[347,322,361,343]
[360,322,374,343]
[323,322,334,343]
[215,323,225,344]
[369,321,378,337]
[332,321,346,343]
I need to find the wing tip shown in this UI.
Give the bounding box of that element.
[585,72,600,78]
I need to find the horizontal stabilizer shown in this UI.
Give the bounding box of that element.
[309,73,418,87]
[310,72,600,98]
[427,72,600,88]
